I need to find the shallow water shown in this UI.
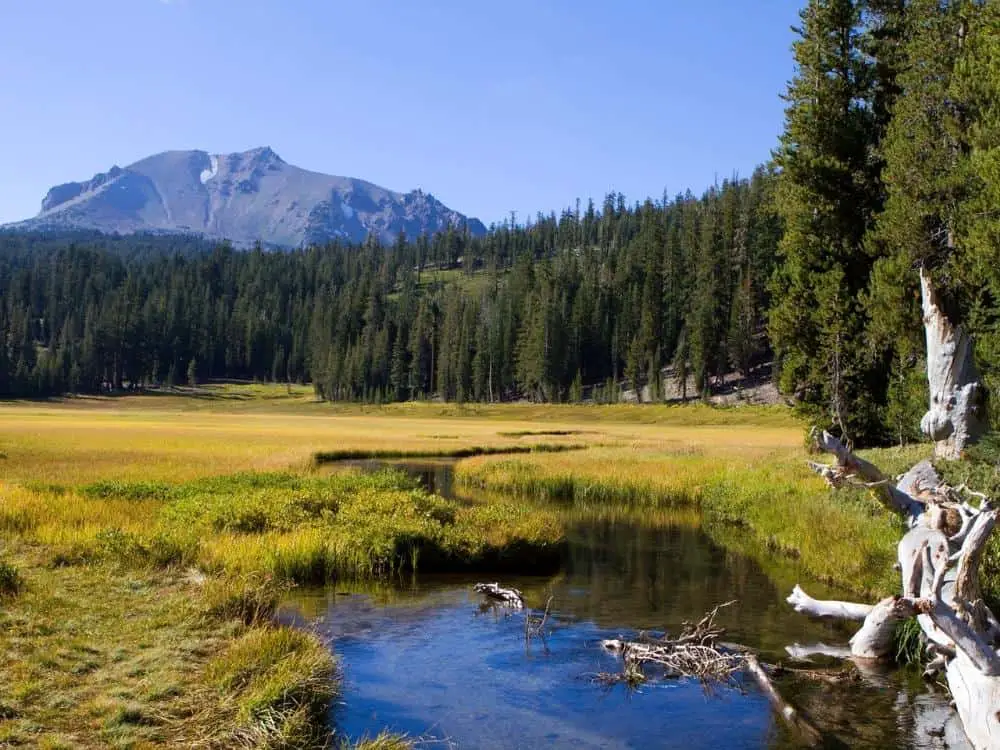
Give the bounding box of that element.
[284,461,970,749]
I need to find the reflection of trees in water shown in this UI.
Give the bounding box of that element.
[281,509,964,749]
[765,669,967,749]
[559,521,807,645]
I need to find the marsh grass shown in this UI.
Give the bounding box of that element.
[312,443,586,463]
[1,461,563,747]
[0,391,922,746]
[200,626,337,746]
[457,446,906,596]
[0,561,239,748]
[351,732,414,749]
[7,468,564,586]
[201,573,283,626]
[892,617,925,665]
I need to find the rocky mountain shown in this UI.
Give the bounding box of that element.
[8,147,486,247]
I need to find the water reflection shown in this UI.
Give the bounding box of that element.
[287,461,968,748]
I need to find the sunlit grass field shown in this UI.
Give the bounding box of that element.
[0,382,803,485]
[0,384,944,747]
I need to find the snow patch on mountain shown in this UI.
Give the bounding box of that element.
[8,147,487,247]
[200,155,219,184]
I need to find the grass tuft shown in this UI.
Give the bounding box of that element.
[352,731,414,749]
[892,617,925,665]
[0,558,22,598]
[204,626,337,745]
[201,573,282,625]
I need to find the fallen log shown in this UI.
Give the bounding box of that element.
[601,602,821,744]
[745,653,822,747]
[786,268,1000,748]
[794,433,999,747]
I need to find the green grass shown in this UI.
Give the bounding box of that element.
[352,732,414,749]
[202,626,337,747]
[0,459,552,746]
[313,442,587,463]
[6,469,565,585]
[201,573,283,626]
[8,391,971,745]
[892,617,925,665]
[0,561,237,748]
[456,446,906,596]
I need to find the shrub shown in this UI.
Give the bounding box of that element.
[81,480,172,502]
[94,528,195,568]
[0,558,22,597]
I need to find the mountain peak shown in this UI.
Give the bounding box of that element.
[241,146,284,166]
[10,148,486,247]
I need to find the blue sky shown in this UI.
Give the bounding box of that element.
[0,0,802,227]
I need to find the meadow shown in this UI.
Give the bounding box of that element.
[0,383,968,747]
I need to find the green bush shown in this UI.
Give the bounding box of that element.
[81,480,173,501]
[0,558,23,597]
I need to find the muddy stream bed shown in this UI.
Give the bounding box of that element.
[278,461,969,749]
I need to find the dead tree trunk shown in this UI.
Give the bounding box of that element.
[919,268,986,459]
[787,271,997,749]
[795,428,999,748]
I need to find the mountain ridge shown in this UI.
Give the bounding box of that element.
[7,147,486,247]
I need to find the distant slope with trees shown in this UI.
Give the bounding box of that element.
[0,170,780,406]
[3,0,1000,449]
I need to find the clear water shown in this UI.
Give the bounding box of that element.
[282,461,970,749]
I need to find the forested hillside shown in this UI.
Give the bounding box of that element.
[2,1,999,447]
[0,169,779,404]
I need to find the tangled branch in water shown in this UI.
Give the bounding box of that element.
[600,601,741,685]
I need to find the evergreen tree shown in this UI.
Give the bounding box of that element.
[770,0,885,441]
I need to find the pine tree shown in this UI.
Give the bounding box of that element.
[770,0,885,441]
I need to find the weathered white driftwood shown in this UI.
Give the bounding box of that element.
[473,582,525,609]
[789,269,999,749]
[796,434,999,748]
[919,268,986,459]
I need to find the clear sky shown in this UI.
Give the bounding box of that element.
[0,0,802,227]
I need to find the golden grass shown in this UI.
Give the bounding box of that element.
[0,388,937,746]
[0,386,800,485]
[0,555,234,748]
[456,442,908,596]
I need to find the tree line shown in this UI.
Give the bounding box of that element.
[0,168,779,405]
[5,0,999,447]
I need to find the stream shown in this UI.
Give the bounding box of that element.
[278,461,970,749]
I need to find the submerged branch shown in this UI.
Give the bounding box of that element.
[602,601,821,743]
[473,582,524,609]
[745,653,822,747]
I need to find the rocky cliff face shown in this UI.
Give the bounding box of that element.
[10,147,486,247]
